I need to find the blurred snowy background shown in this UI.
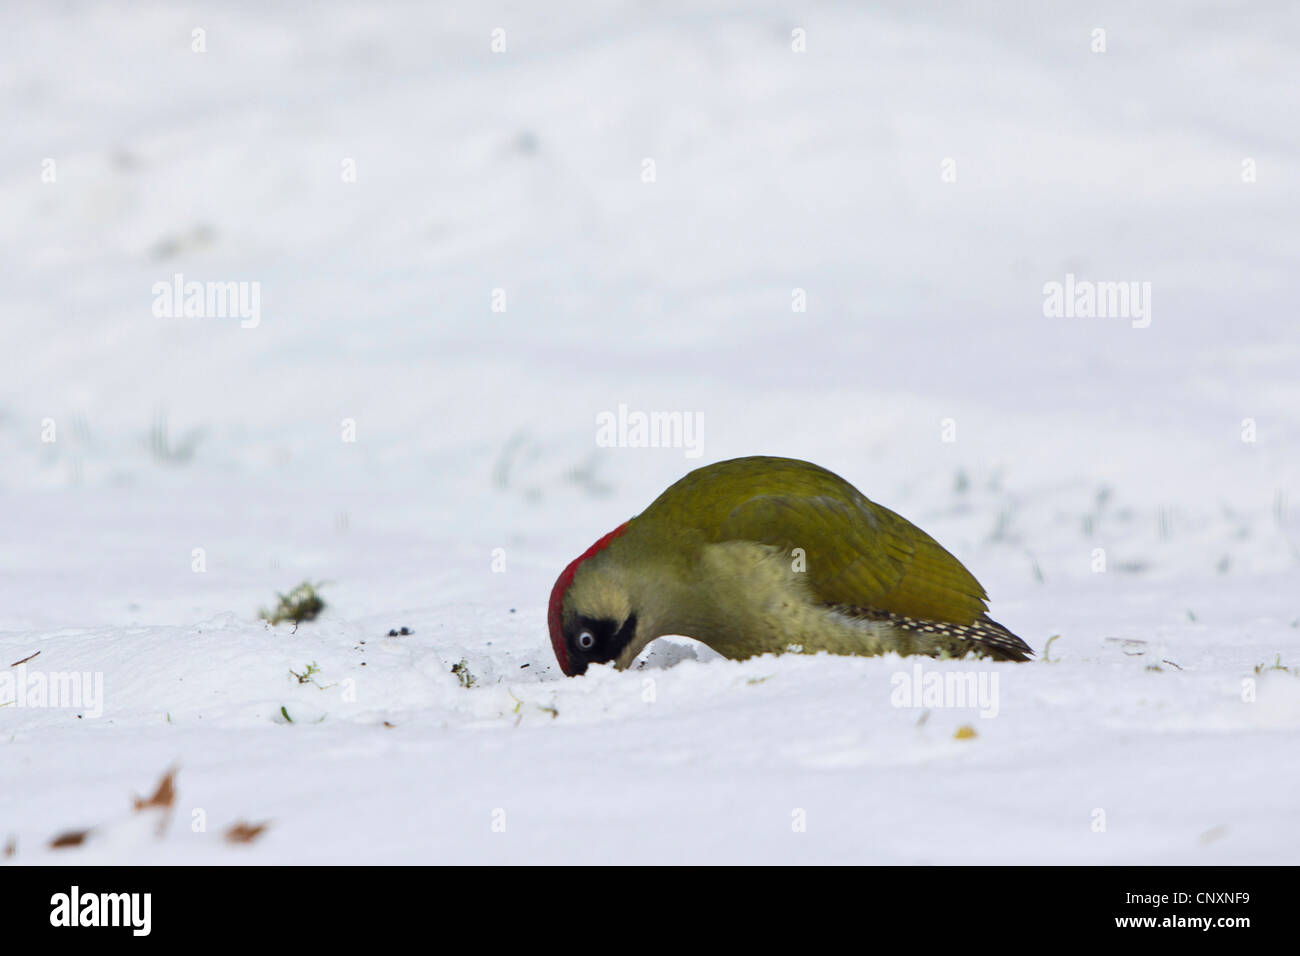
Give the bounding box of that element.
[1,0,1297,863]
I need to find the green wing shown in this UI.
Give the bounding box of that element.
[717,492,990,625]
[641,457,991,626]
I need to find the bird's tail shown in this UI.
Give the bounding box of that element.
[843,608,1034,662]
[953,615,1034,662]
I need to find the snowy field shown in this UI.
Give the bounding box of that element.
[2,1,1298,864]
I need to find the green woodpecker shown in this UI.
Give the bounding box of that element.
[548,456,1031,675]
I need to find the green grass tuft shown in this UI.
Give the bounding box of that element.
[1254,655,1294,675]
[260,581,326,625]
[289,662,321,684]
[451,659,477,689]
[1041,634,1060,663]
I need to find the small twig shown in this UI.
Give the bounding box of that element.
[10,651,39,667]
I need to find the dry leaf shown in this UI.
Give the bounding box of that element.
[49,829,91,849]
[953,724,978,740]
[225,821,269,844]
[132,766,178,812]
[132,766,179,837]
[3,835,14,858]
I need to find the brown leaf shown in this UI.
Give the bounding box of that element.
[49,829,91,849]
[132,766,178,812]
[224,821,269,844]
[3,835,14,858]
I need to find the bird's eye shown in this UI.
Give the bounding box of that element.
[577,631,596,650]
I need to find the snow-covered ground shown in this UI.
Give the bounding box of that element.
[2,1,1297,864]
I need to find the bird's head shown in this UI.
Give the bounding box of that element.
[548,523,650,676]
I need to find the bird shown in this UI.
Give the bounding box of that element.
[548,456,1031,675]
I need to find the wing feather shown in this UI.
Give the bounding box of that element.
[716,492,990,626]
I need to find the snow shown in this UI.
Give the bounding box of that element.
[1,1,1297,864]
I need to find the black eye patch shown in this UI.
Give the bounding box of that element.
[568,613,638,671]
